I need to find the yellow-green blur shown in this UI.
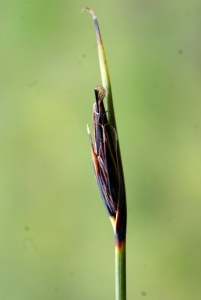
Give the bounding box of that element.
[1,1,201,299]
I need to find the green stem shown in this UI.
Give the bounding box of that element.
[115,239,126,300]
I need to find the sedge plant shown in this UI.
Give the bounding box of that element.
[83,8,127,300]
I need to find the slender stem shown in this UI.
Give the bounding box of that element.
[115,239,126,300]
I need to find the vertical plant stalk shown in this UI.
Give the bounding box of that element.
[116,239,126,300]
[83,8,127,300]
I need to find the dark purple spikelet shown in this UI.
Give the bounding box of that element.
[87,86,127,241]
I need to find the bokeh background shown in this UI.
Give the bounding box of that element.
[1,0,201,299]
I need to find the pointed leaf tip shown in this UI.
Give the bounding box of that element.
[81,7,86,13]
[81,7,97,19]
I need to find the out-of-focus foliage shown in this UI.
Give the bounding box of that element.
[0,0,201,299]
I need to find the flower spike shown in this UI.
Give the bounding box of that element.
[83,9,127,300]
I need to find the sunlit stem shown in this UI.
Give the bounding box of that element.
[115,239,126,300]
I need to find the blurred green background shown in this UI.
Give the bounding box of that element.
[1,0,201,299]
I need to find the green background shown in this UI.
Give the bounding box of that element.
[1,0,201,299]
